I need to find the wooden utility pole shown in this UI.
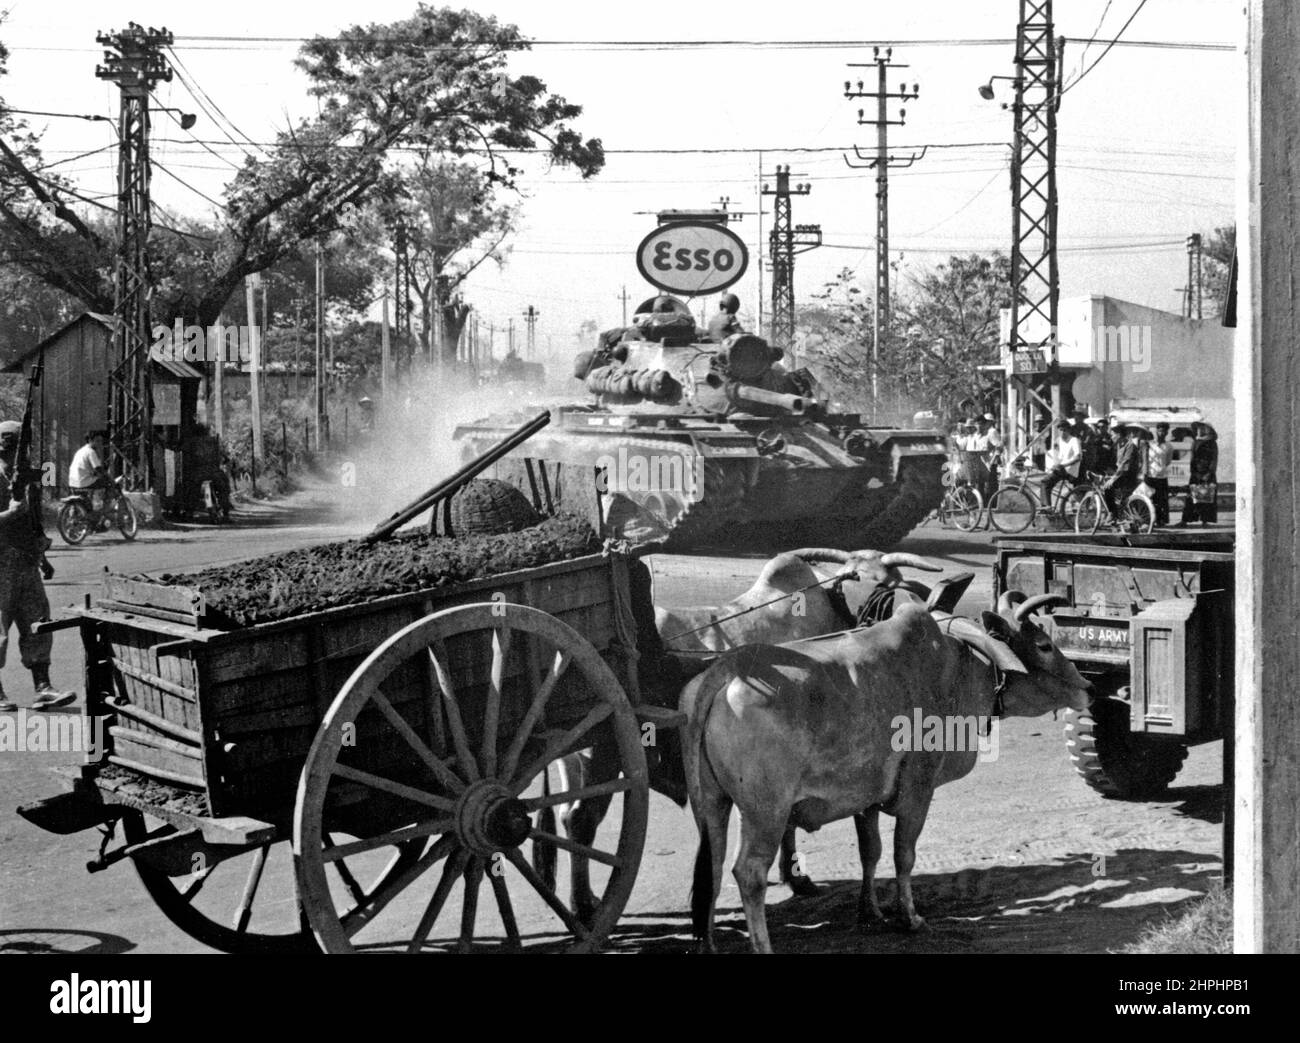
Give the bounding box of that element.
[381,291,392,399]
[618,286,630,326]
[245,274,264,465]
[314,241,324,448]
[1236,0,1300,954]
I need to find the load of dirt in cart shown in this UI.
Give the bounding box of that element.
[156,504,599,628]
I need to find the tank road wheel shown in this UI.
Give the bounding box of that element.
[122,810,425,954]
[1063,696,1189,798]
[294,603,649,953]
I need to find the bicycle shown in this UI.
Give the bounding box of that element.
[985,464,1091,534]
[1072,472,1156,535]
[57,477,138,544]
[939,482,983,531]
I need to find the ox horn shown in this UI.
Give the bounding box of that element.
[790,548,853,565]
[997,590,1028,617]
[879,552,942,572]
[1013,592,1071,622]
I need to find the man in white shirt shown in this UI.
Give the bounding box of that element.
[1042,418,1083,507]
[69,431,111,511]
[1145,422,1172,525]
[971,413,1003,501]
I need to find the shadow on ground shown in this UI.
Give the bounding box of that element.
[603,847,1221,954]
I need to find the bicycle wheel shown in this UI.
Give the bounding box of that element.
[1124,494,1155,534]
[1074,490,1104,535]
[114,496,139,540]
[987,484,1035,534]
[942,486,982,531]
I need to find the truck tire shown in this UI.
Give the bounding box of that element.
[1063,696,1189,798]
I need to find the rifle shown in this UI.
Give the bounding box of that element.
[12,345,54,579]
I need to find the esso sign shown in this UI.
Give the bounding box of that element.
[635,222,749,296]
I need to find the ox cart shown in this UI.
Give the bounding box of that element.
[18,547,681,953]
[994,530,1234,799]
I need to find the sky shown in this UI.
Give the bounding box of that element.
[0,0,1239,361]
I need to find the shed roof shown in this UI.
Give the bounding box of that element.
[3,312,201,380]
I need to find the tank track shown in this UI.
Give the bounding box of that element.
[856,457,946,550]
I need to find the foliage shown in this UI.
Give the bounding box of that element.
[799,254,1010,427]
[1200,223,1235,319]
[0,6,604,330]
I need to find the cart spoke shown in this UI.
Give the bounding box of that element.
[487,860,522,951]
[499,648,571,781]
[509,704,613,796]
[522,776,633,811]
[344,833,457,939]
[231,844,270,934]
[331,763,455,812]
[322,820,450,863]
[503,848,591,942]
[529,829,623,868]
[481,627,512,778]
[367,688,465,794]
[326,832,369,906]
[459,856,485,953]
[180,869,210,902]
[429,641,480,782]
[407,847,467,953]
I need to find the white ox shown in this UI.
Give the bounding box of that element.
[682,591,1092,954]
[538,547,942,920]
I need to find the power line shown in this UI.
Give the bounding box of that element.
[164,47,266,159]
[152,157,225,209]
[1060,0,1151,99]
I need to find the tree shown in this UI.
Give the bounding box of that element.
[1201,223,1235,318]
[799,254,1010,427]
[0,6,604,329]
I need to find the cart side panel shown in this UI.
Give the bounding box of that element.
[203,558,621,818]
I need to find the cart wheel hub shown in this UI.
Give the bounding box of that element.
[455,781,531,854]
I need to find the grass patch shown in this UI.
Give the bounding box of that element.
[1120,884,1232,954]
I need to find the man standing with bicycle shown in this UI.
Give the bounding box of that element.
[0,419,76,712]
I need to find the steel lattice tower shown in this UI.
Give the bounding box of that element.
[97,23,172,491]
[762,166,821,351]
[394,218,413,364]
[1008,1,1063,440]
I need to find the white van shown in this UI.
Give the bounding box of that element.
[1106,404,1202,489]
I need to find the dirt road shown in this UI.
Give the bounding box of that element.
[0,494,1224,954]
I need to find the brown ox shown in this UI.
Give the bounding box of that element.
[682,592,1092,953]
[538,547,941,919]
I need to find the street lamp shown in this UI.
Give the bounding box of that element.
[154,106,198,130]
[977,75,1021,100]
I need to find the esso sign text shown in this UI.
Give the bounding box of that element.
[635,222,749,296]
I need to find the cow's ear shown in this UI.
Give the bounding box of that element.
[981,610,1017,644]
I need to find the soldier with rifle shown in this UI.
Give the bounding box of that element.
[0,352,74,711]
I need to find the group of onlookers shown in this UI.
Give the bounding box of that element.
[953,408,1221,527]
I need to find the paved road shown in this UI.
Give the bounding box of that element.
[0,494,1224,954]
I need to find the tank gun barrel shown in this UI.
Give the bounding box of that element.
[727,383,806,415]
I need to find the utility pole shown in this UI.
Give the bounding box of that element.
[97,23,174,491]
[523,305,539,357]
[845,49,920,406]
[293,297,304,398]
[761,165,822,351]
[999,1,1063,457]
[245,273,264,466]
[508,318,515,356]
[394,217,412,368]
[314,240,325,448]
[618,286,630,326]
[381,291,392,399]
[1186,233,1204,319]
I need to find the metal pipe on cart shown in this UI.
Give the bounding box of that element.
[364,410,551,543]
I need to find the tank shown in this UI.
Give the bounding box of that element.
[452,295,946,551]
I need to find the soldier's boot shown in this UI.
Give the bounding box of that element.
[0,681,16,713]
[30,664,75,710]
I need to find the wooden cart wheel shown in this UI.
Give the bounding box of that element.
[122,810,426,954]
[294,603,649,953]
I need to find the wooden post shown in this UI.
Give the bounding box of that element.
[1236,0,1300,953]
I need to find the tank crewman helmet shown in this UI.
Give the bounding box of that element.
[0,420,20,447]
[718,293,740,314]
